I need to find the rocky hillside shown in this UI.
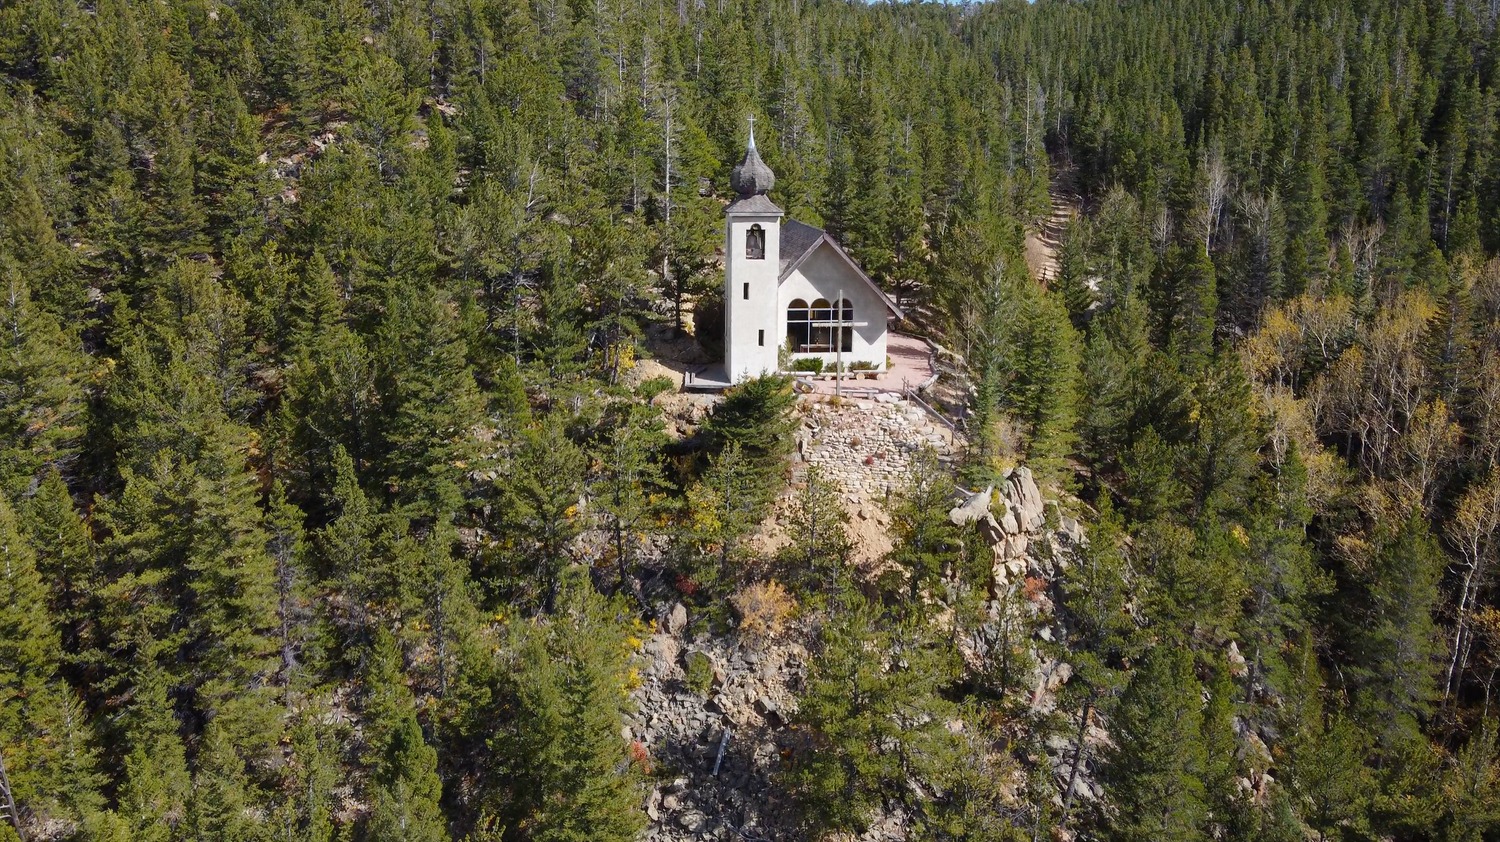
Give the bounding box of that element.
[630,399,1093,841]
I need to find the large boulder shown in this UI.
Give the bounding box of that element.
[1000,507,1022,535]
[1002,467,1046,531]
[948,485,993,527]
[976,513,1005,546]
[664,602,689,636]
[1058,513,1086,546]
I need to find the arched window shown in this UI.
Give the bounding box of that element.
[785,297,853,353]
[837,299,854,352]
[786,299,810,351]
[746,224,765,260]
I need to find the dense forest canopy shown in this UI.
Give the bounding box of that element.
[3,0,1500,839]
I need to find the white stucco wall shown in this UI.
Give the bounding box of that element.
[778,244,889,370]
[724,212,783,383]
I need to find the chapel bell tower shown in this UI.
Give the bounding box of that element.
[723,117,783,384]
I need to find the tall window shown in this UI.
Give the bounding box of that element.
[746,224,765,260]
[786,298,853,352]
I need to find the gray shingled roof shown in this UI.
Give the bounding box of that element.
[779,219,825,276]
[776,219,905,320]
[725,194,783,216]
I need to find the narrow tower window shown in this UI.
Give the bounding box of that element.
[743,282,749,300]
[758,329,765,346]
[746,224,765,260]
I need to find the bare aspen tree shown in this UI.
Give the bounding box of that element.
[1395,399,1461,514]
[1314,292,1435,478]
[1151,206,1173,257]
[1292,294,1356,370]
[1467,349,1500,472]
[661,92,675,328]
[1201,144,1231,250]
[1444,469,1500,700]
[1339,219,1384,304]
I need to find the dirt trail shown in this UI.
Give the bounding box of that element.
[1024,163,1082,285]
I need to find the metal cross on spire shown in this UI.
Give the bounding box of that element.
[747,114,757,150]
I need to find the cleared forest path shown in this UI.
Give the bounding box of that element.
[1024,162,1081,285]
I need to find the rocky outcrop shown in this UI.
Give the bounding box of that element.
[951,467,1085,590]
[950,468,1109,811]
[1003,466,1048,532]
[633,458,1099,841]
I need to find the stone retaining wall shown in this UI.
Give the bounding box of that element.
[793,394,959,499]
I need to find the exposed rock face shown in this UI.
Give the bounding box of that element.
[630,630,808,841]
[947,468,1110,812]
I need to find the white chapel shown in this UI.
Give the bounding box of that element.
[720,121,904,385]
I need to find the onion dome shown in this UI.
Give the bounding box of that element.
[730,123,776,197]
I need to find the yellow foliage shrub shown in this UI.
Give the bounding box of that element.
[731,580,796,642]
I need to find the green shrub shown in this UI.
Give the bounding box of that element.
[791,357,825,373]
[637,375,675,400]
[684,651,715,695]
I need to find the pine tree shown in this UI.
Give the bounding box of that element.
[0,492,104,833]
[699,375,796,498]
[1199,663,1242,840]
[185,722,263,842]
[0,274,87,499]
[497,571,645,842]
[1010,286,1083,478]
[826,80,895,283]
[1164,242,1218,371]
[885,447,964,606]
[114,659,192,842]
[597,418,667,581]
[777,465,852,594]
[274,703,344,842]
[0,493,61,692]
[415,525,481,699]
[266,481,313,695]
[1055,219,1096,324]
[492,416,587,613]
[348,53,420,179]
[1238,445,1329,696]
[362,630,446,842]
[278,316,378,508]
[1080,294,1173,469]
[371,279,485,514]
[683,442,763,589]
[1280,641,1373,842]
[1104,647,1209,842]
[95,382,282,757]
[1181,353,1260,521]
[0,93,79,317]
[316,446,385,649]
[574,210,648,385]
[1346,512,1445,751]
[22,472,93,656]
[789,589,964,836]
[1061,494,1140,668]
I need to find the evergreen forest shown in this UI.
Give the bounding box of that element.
[3,0,1500,839]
